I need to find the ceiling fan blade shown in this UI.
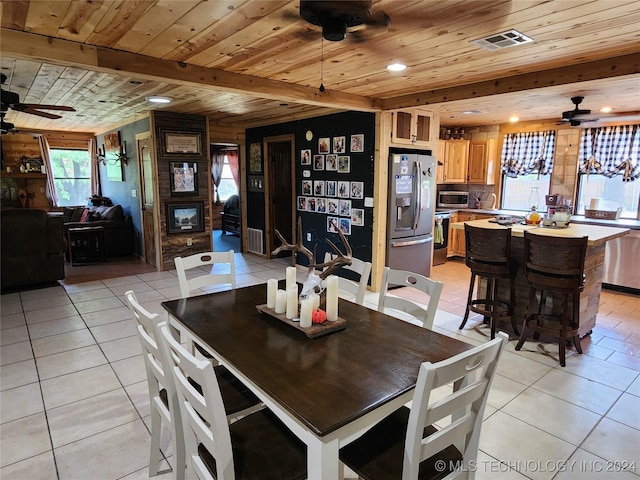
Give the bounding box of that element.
[19,107,63,119]
[15,104,76,112]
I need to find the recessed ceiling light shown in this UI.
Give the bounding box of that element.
[600,106,613,113]
[462,109,487,115]
[146,96,172,104]
[129,80,143,85]
[509,116,519,123]
[386,63,407,72]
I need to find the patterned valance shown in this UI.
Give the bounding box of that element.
[579,124,640,182]
[501,130,556,177]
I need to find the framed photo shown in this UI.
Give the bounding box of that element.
[338,181,350,198]
[170,162,198,196]
[314,180,325,196]
[351,208,364,226]
[248,175,264,192]
[333,136,346,154]
[318,137,330,153]
[302,180,312,196]
[337,155,350,173]
[325,154,338,171]
[350,181,364,199]
[339,199,351,217]
[166,202,204,234]
[297,196,307,211]
[339,218,352,235]
[327,216,339,233]
[307,197,317,212]
[326,180,336,197]
[313,154,325,171]
[350,134,365,153]
[164,132,201,154]
[104,132,123,181]
[327,198,339,215]
[301,149,311,165]
[249,143,262,173]
[316,197,327,213]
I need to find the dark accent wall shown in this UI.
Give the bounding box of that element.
[246,111,376,264]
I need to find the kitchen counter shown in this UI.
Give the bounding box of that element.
[451,219,630,337]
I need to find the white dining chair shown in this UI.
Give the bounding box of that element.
[340,331,509,480]
[158,322,308,480]
[323,252,372,305]
[125,290,186,480]
[377,267,444,330]
[174,250,236,298]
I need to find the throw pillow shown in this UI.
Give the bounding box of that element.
[79,208,91,222]
[71,207,84,222]
[101,205,125,221]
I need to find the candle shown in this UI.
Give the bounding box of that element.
[266,279,277,309]
[299,298,313,328]
[286,286,298,319]
[326,275,339,322]
[309,292,320,311]
[275,290,287,314]
[286,266,296,290]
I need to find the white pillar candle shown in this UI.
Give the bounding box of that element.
[275,289,287,314]
[326,275,339,322]
[286,285,298,319]
[266,279,278,309]
[309,292,320,311]
[286,266,296,290]
[299,298,313,328]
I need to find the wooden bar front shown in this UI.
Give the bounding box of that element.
[452,220,629,336]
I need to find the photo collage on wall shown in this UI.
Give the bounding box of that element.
[298,134,366,235]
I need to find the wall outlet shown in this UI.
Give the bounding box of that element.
[186,238,193,246]
[306,233,311,242]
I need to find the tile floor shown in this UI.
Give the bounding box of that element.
[1,254,639,479]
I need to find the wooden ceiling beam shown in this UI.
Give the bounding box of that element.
[1,28,380,112]
[381,53,640,111]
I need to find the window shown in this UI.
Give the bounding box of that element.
[217,155,238,201]
[49,149,91,206]
[500,130,556,211]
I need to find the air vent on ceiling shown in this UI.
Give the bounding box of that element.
[470,29,533,51]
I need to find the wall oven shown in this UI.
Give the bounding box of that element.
[433,212,450,265]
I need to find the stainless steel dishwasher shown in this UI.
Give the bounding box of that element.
[603,229,640,292]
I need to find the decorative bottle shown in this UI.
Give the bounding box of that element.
[525,187,541,224]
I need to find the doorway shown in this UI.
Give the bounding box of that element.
[264,135,295,258]
[211,143,241,253]
[136,132,158,268]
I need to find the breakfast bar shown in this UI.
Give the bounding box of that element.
[452,219,630,336]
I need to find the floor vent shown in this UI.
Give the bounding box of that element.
[247,228,264,254]
[470,29,533,51]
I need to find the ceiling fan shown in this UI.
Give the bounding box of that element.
[559,96,640,126]
[1,73,76,120]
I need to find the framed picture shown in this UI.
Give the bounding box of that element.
[164,132,201,154]
[104,132,123,182]
[316,198,327,213]
[307,197,317,212]
[327,198,339,215]
[301,149,311,165]
[325,154,338,171]
[350,134,365,153]
[302,180,312,196]
[248,175,264,192]
[318,137,330,153]
[166,202,204,234]
[338,181,350,198]
[314,180,325,196]
[313,154,325,171]
[339,199,351,217]
[333,136,346,153]
[327,216,339,233]
[351,208,364,226]
[170,162,198,196]
[337,155,350,173]
[326,180,336,197]
[350,181,364,199]
[339,218,352,235]
[297,196,307,211]
[249,143,262,173]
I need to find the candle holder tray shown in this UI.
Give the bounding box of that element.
[256,304,346,338]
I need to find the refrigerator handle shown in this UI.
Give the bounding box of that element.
[413,160,422,230]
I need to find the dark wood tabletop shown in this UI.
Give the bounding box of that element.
[162,282,473,437]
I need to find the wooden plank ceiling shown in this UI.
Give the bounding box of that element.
[1,0,639,134]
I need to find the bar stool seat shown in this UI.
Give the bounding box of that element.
[459,224,518,339]
[515,232,588,367]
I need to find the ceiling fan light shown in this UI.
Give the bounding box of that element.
[386,63,407,72]
[146,96,172,104]
[322,17,347,41]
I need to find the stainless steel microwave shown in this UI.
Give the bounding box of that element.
[437,191,469,208]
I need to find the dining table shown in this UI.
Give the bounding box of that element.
[162,281,474,480]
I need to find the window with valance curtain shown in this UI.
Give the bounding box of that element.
[579,124,640,182]
[500,130,556,177]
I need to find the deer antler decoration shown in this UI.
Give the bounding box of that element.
[272,218,315,268]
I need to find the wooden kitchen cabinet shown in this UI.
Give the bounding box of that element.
[468,139,497,184]
[436,141,445,183]
[391,109,435,148]
[448,212,494,257]
[442,140,469,183]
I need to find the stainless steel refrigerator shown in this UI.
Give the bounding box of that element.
[386,151,436,277]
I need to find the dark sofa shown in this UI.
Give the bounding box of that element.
[221,194,240,235]
[1,209,65,291]
[63,204,134,257]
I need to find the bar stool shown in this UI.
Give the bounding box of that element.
[459,224,518,339]
[515,232,588,367]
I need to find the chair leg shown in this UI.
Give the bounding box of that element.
[459,273,477,330]
[516,286,537,351]
[149,405,162,477]
[558,294,570,367]
[490,278,498,340]
[509,275,519,335]
[572,292,583,355]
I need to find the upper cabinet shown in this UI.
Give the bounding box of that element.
[442,139,469,183]
[468,139,497,185]
[391,109,436,148]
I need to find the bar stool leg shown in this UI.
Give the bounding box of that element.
[490,278,498,340]
[515,286,538,352]
[572,292,583,354]
[559,294,570,367]
[509,276,519,335]
[459,272,477,330]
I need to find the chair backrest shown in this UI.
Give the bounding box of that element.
[523,232,588,290]
[464,224,512,276]
[403,331,508,480]
[175,250,236,298]
[159,323,235,480]
[377,267,443,330]
[323,252,372,305]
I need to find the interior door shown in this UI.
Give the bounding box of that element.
[136,132,157,267]
[265,135,294,258]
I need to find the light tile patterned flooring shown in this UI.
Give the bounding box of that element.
[1,254,639,479]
